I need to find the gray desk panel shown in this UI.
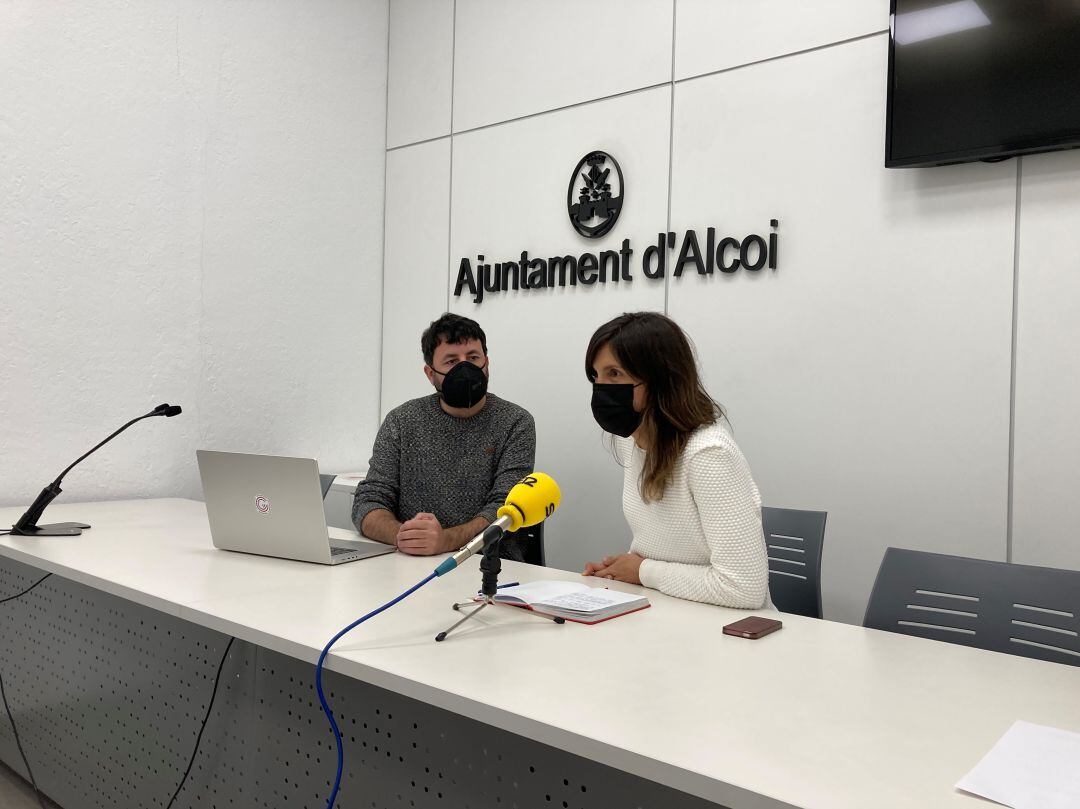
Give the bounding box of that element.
[0,556,726,809]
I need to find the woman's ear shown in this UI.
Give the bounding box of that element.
[633,383,649,413]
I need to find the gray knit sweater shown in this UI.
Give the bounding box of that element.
[352,393,536,538]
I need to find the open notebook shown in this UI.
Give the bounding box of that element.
[483,581,650,624]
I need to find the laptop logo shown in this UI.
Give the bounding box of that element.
[254,495,271,514]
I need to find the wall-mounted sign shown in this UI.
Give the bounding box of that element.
[454,150,779,305]
[567,151,623,238]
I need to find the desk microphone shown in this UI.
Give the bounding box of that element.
[319,474,559,805]
[10,403,183,537]
[434,473,561,577]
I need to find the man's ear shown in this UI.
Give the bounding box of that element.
[423,364,436,387]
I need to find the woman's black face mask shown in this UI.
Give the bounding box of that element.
[590,381,643,437]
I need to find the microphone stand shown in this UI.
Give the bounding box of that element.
[435,526,563,643]
[9,404,182,536]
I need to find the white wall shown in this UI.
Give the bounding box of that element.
[1012,150,1080,572]
[669,35,1016,621]
[452,0,673,132]
[448,87,673,566]
[674,0,888,78]
[0,0,388,507]
[386,0,454,148]
[381,138,452,414]
[2,1,1072,624]
[377,2,1080,624]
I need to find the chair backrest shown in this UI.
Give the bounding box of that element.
[864,547,1080,667]
[502,521,545,566]
[762,507,827,618]
[318,474,336,500]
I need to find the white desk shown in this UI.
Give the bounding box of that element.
[3,498,1080,809]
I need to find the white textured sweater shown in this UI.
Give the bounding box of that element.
[615,421,770,608]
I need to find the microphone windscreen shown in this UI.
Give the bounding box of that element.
[153,403,170,413]
[163,405,182,417]
[497,473,561,532]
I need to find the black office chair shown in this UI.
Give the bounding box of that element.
[318,473,336,500]
[502,521,545,566]
[864,547,1080,667]
[761,507,827,618]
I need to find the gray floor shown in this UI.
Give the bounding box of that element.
[0,760,60,809]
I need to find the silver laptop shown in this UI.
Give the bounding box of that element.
[196,450,395,565]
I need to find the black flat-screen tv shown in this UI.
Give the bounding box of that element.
[886,0,1080,167]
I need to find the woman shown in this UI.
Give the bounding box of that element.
[581,312,770,609]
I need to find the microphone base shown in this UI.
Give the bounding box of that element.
[435,530,564,642]
[434,591,565,639]
[9,522,90,537]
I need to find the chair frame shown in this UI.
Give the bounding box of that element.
[864,547,1080,667]
[762,507,827,619]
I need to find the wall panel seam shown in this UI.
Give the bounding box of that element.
[665,0,677,316]
[447,81,670,143]
[1007,158,1023,564]
[446,0,457,313]
[383,30,892,154]
[387,133,452,153]
[673,30,890,86]
[379,0,393,422]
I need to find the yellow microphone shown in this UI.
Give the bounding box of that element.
[434,473,561,576]
[496,473,561,532]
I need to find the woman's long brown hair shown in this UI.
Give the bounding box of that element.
[586,312,723,502]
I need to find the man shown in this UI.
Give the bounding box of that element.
[352,313,536,558]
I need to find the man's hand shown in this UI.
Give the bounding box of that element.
[360,509,403,546]
[396,513,449,556]
[584,553,644,585]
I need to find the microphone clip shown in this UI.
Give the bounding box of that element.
[477,528,506,600]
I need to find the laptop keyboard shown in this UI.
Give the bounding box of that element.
[330,547,356,556]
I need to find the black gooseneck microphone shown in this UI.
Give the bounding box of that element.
[9,403,183,537]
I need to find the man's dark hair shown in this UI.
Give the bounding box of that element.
[421,313,488,366]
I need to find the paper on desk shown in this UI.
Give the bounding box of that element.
[956,720,1080,809]
[332,473,365,486]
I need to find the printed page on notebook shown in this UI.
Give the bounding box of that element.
[487,581,650,624]
[490,580,586,606]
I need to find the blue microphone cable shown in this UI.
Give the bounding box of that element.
[315,546,482,807]
[315,569,443,809]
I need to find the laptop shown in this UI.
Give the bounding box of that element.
[196,450,395,565]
